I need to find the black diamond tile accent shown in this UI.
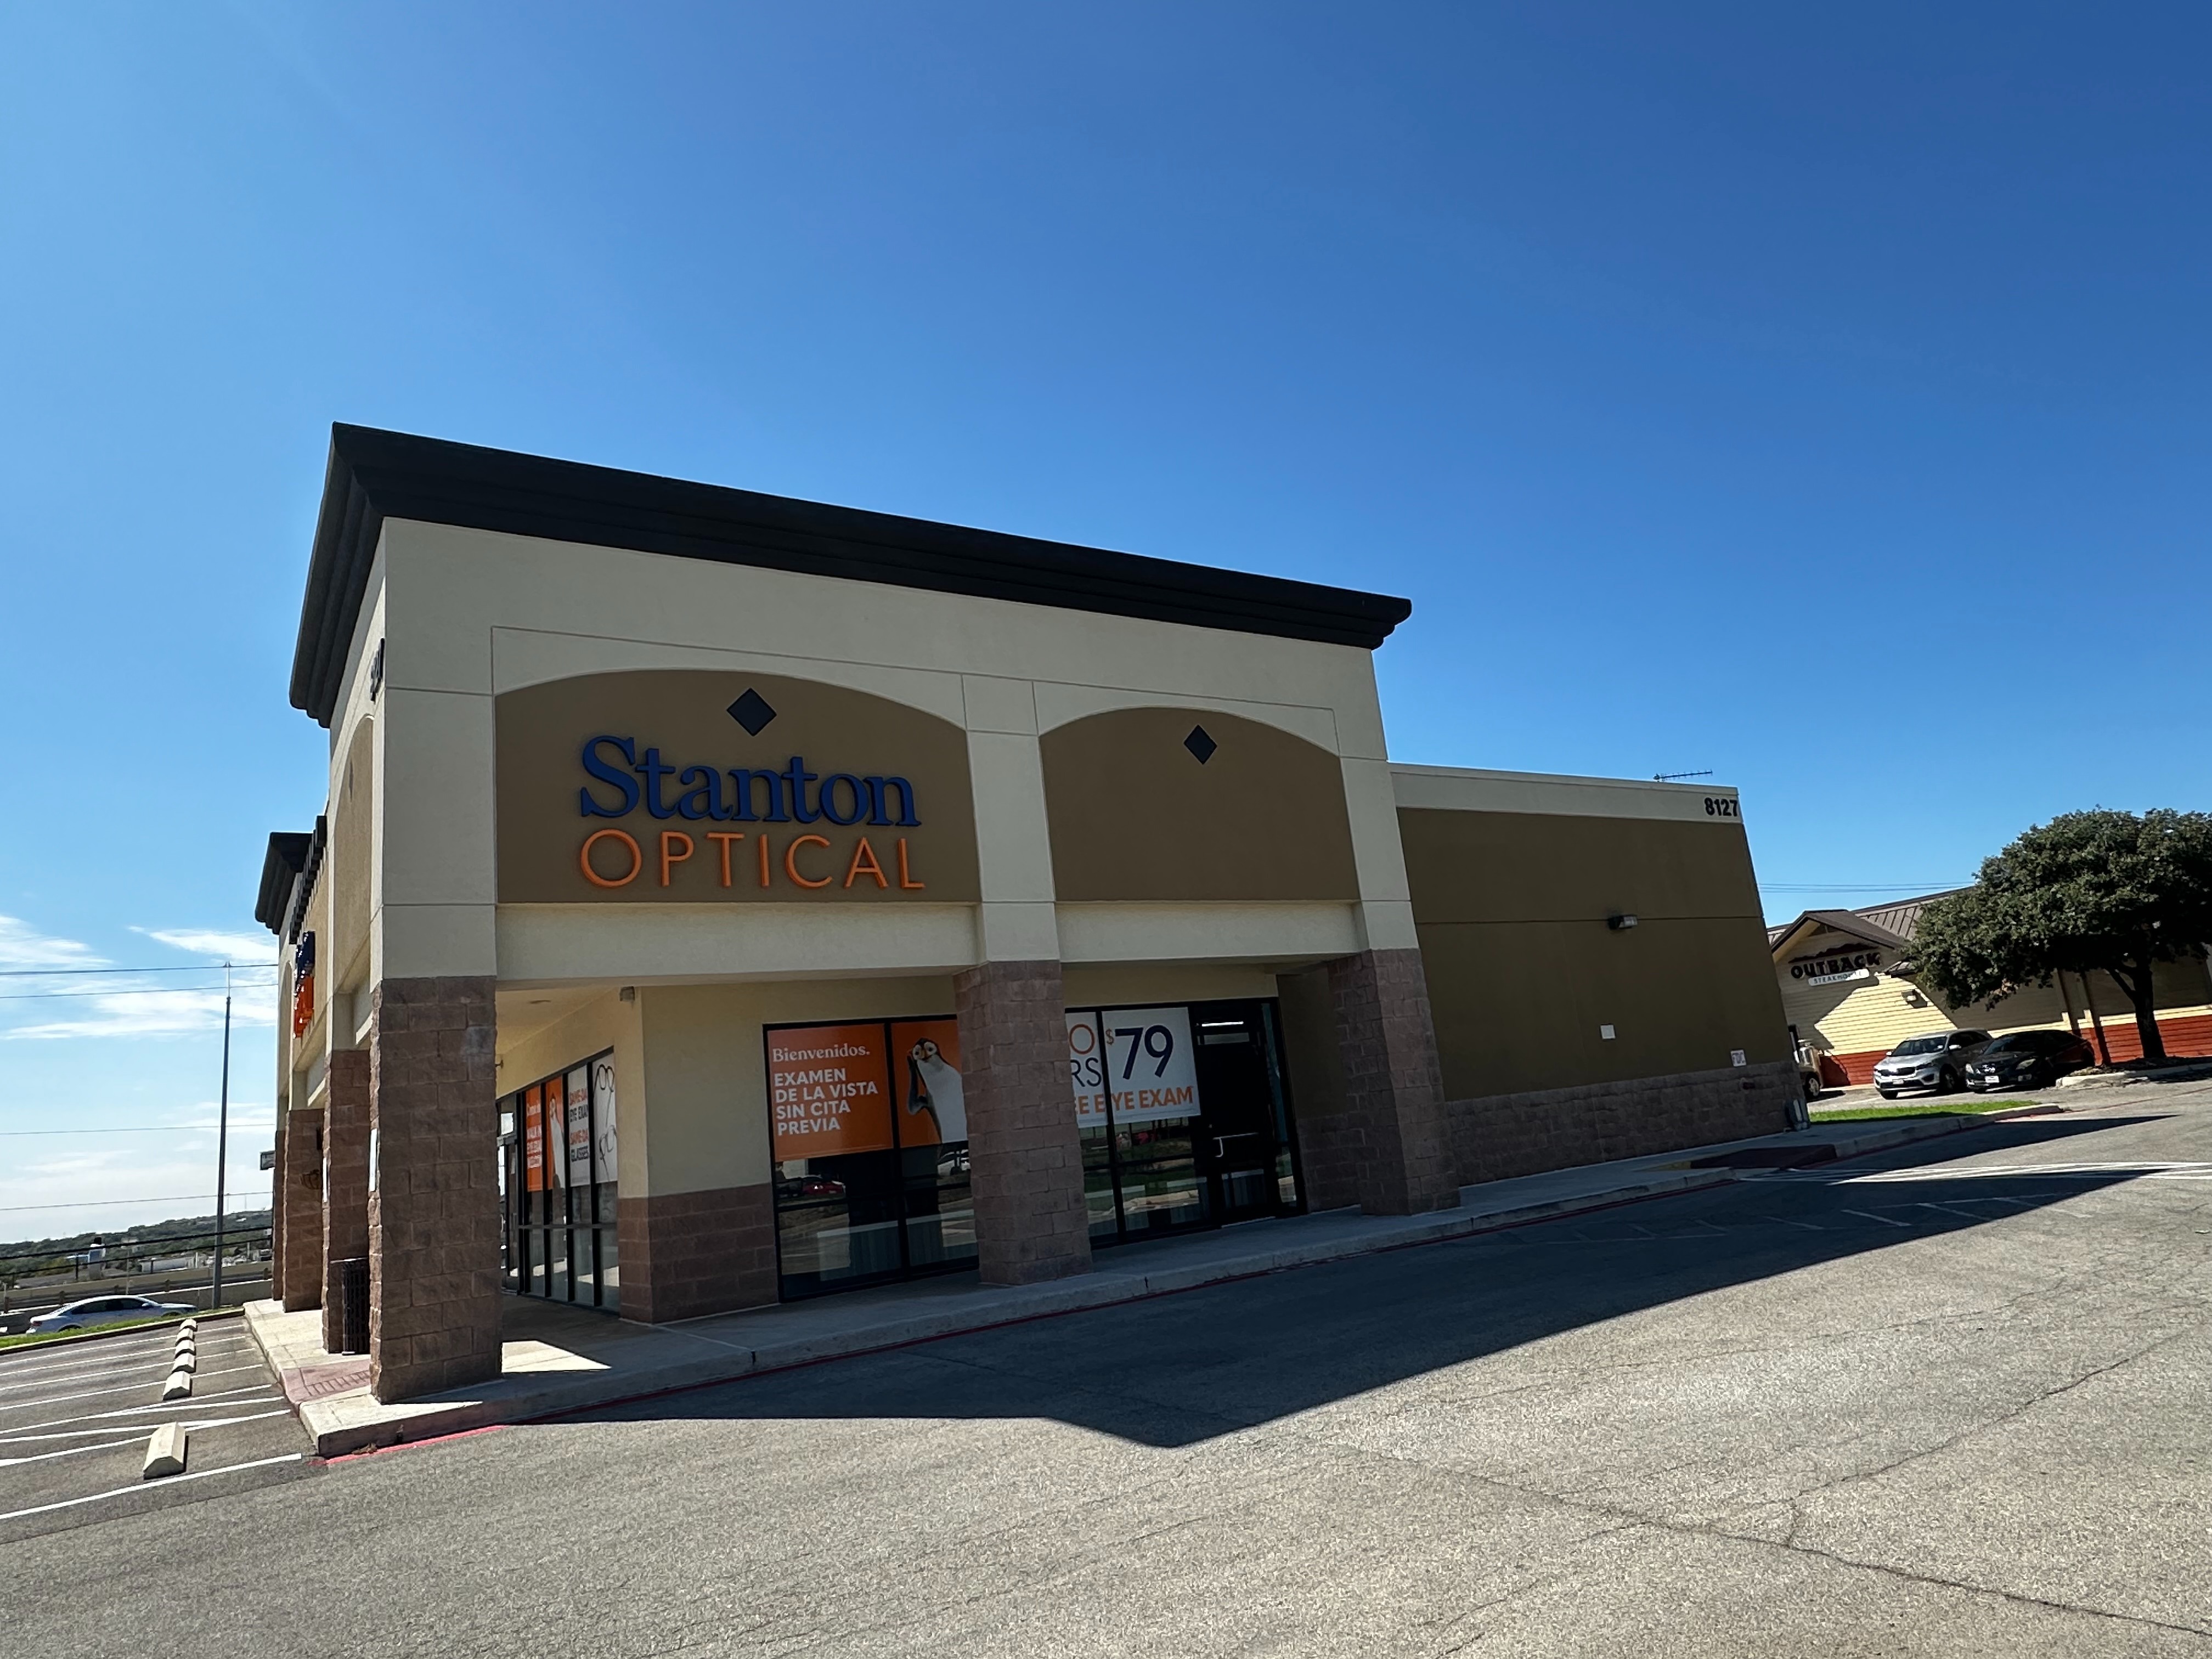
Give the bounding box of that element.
[1183,724,1217,765]
[726,688,777,735]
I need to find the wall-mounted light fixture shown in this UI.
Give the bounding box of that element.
[1607,913,1639,931]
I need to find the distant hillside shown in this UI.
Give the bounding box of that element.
[0,1210,274,1264]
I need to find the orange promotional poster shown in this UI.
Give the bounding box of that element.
[542,1073,566,1188]
[890,1019,964,1146]
[523,1083,546,1192]
[768,1024,893,1161]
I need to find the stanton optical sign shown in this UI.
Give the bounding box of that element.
[493,670,981,905]
[574,737,929,893]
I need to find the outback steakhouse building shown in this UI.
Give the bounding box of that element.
[259,426,1796,1404]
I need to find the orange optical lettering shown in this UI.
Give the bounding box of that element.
[897,837,925,890]
[659,831,695,887]
[785,834,832,888]
[758,833,774,889]
[844,837,888,889]
[706,831,745,887]
[580,828,643,888]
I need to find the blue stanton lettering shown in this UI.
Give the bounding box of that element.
[575,739,920,827]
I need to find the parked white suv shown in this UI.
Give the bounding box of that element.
[1873,1030,1991,1098]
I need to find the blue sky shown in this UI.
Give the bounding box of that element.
[2,4,2207,1233]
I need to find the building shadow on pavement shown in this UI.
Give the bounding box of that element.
[570,1114,2175,1448]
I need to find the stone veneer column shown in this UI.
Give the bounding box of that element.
[320,1048,371,1352]
[1323,949,1459,1216]
[278,1107,324,1311]
[368,977,501,1402]
[955,959,1091,1286]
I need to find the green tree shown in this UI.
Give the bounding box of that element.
[1910,810,2212,1063]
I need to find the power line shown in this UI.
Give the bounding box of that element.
[0,1126,273,1137]
[0,1194,223,1214]
[0,980,276,1004]
[0,962,276,979]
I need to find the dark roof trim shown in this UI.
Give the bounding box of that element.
[1769,909,1912,960]
[290,424,1415,727]
[255,832,312,934]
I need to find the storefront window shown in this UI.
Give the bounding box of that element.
[500,1048,619,1311]
[1068,1000,1302,1248]
[763,997,1304,1301]
[767,1018,975,1299]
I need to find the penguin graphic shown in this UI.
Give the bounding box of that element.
[906,1039,967,1144]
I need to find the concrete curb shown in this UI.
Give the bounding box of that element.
[268,1107,2019,1459]
[278,1170,1753,1458]
[143,1421,188,1479]
[160,1369,193,1401]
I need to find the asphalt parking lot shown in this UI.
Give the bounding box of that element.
[2,1085,2207,1656]
[0,1313,312,1543]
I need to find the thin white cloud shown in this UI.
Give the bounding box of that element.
[0,916,104,969]
[137,927,278,964]
[5,988,278,1041]
[0,1137,278,1243]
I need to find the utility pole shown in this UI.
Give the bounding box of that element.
[212,962,232,1310]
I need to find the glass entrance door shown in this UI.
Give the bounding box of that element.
[1189,1002,1292,1223]
[1075,997,1302,1246]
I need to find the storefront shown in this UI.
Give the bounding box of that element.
[260,424,1799,1404]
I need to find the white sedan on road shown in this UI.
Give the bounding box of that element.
[26,1294,194,1334]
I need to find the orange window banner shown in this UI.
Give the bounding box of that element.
[523,1084,546,1193]
[890,1019,964,1147]
[768,1023,894,1161]
[542,1073,566,1189]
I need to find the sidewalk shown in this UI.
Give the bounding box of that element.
[247,1109,1997,1457]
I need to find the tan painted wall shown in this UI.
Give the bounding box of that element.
[496,670,980,906]
[330,719,376,998]
[1040,707,1358,902]
[1396,788,1789,1100]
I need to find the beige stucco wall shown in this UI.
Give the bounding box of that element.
[340,515,1413,989]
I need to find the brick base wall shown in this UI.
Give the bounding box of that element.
[957,959,1092,1286]
[1303,950,1459,1216]
[278,1107,324,1312]
[321,1048,371,1353]
[618,1184,777,1324]
[369,977,502,1403]
[1447,1059,1801,1186]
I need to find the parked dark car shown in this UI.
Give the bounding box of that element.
[1963,1029,2096,1092]
[1872,1030,1991,1097]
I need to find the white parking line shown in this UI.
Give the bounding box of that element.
[0,1453,306,1523]
[1918,1201,1997,1221]
[0,1436,150,1469]
[0,1340,258,1396]
[1841,1208,1914,1227]
[0,1362,268,1413]
[1844,1161,2212,1184]
[6,1386,276,1437]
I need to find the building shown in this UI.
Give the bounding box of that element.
[259,425,1796,1404]
[1770,891,2212,1084]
